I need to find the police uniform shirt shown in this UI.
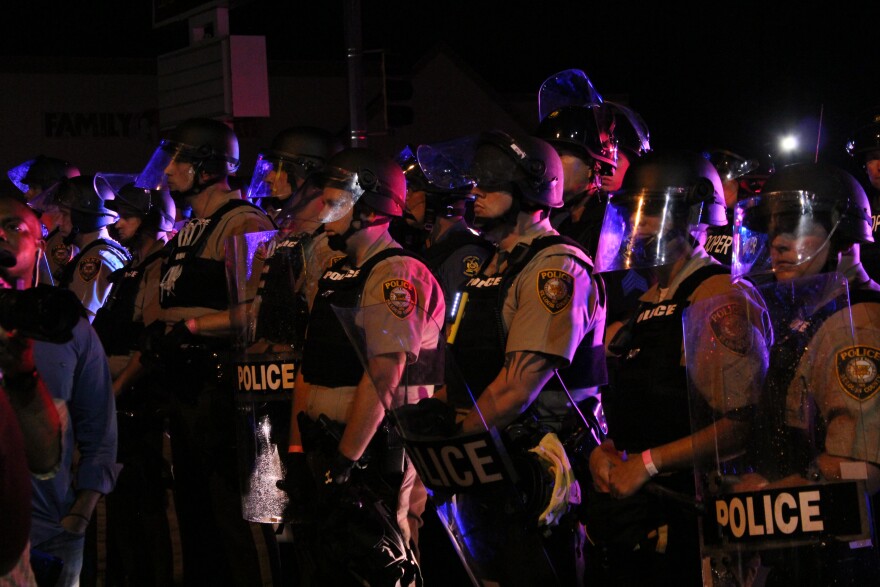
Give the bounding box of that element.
[159,191,275,324]
[639,246,768,412]
[356,241,445,365]
[68,240,129,321]
[304,238,445,420]
[497,222,601,365]
[786,263,880,466]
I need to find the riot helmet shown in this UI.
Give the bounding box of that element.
[135,118,240,196]
[103,178,175,233]
[7,156,80,201]
[247,126,340,201]
[705,149,759,182]
[536,106,618,175]
[595,150,725,273]
[845,108,880,161]
[33,175,118,240]
[396,144,475,230]
[602,101,651,158]
[732,162,872,282]
[318,147,406,223]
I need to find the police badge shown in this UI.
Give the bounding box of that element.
[836,346,880,401]
[79,256,101,282]
[383,279,417,318]
[537,270,573,314]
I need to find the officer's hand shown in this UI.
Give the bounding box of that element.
[138,320,169,370]
[589,439,621,493]
[608,455,651,499]
[325,450,356,486]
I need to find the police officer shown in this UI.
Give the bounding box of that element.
[135,117,276,586]
[730,162,880,585]
[247,126,341,220]
[39,175,130,320]
[586,150,768,586]
[395,144,493,310]
[91,182,175,586]
[7,156,81,284]
[845,109,880,281]
[536,106,618,255]
[702,149,759,266]
[433,131,604,585]
[286,147,444,585]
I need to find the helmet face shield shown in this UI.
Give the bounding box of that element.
[538,69,604,122]
[595,189,697,273]
[732,191,840,282]
[135,139,240,191]
[316,166,366,223]
[247,152,318,200]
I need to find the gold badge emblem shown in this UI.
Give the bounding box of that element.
[383,279,417,318]
[837,346,880,401]
[537,270,573,314]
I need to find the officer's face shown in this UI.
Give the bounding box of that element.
[558,150,597,202]
[322,186,355,234]
[115,214,142,244]
[722,178,740,209]
[471,187,513,222]
[164,159,196,193]
[265,167,293,200]
[24,183,44,202]
[865,152,880,191]
[0,198,44,285]
[404,190,426,228]
[601,150,630,193]
[769,220,829,281]
[55,206,74,238]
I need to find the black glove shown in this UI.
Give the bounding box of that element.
[277,452,316,523]
[138,320,195,370]
[325,450,356,486]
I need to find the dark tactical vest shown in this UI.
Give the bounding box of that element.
[252,233,312,348]
[160,200,267,310]
[604,264,729,453]
[449,235,607,409]
[92,248,166,355]
[301,248,423,388]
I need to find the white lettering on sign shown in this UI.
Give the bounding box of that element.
[408,438,505,489]
[236,362,296,392]
[715,490,824,538]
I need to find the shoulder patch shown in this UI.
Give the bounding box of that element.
[537,270,574,314]
[383,279,417,319]
[709,303,751,355]
[52,243,72,266]
[836,346,880,401]
[79,256,102,282]
[462,255,482,277]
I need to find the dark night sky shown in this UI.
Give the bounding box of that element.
[2,1,875,170]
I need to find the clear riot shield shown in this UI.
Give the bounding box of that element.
[226,229,313,523]
[685,273,880,586]
[332,302,589,586]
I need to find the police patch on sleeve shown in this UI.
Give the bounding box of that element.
[709,303,751,355]
[383,279,418,319]
[52,243,72,266]
[836,346,880,401]
[537,270,574,314]
[462,255,482,278]
[79,256,101,282]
